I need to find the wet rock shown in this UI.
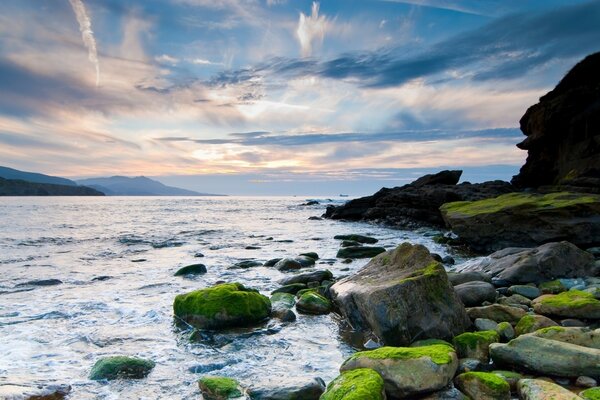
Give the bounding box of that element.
[576,376,598,388]
[264,258,282,267]
[279,270,333,286]
[299,252,319,260]
[270,292,296,322]
[16,279,63,287]
[296,292,332,315]
[454,281,497,307]
[173,283,271,329]
[340,344,458,398]
[341,240,360,247]
[301,200,319,206]
[231,260,262,269]
[295,255,316,268]
[336,246,386,259]
[441,192,600,253]
[561,318,587,327]
[431,253,443,262]
[321,368,386,400]
[474,318,498,332]
[198,376,245,400]
[454,372,510,400]
[334,234,379,244]
[0,383,71,399]
[507,285,541,299]
[491,370,523,392]
[466,304,527,324]
[515,315,559,336]
[174,263,207,276]
[495,322,515,342]
[308,216,322,220]
[457,241,597,284]
[245,245,261,250]
[89,356,155,380]
[442,256,455,265]
[248,377,325,400]
[529,326,600,348]
[539,279,568,294]
[447,271,492,286]
[498,294,532,308]
[330,243,471,346]
[271,283,307,295]
[457,358,487,374]
[419,387,468,399]
[533,290,600,319]
[91,275,111,281]
[274,258,303,271]
[517,379,582,400]
[195,252,205,257]
[453,331,499,362]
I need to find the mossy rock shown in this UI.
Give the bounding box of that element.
[271,283,307,295]
[532,290,600,319]
[455,372,510,400]
[173,283,271,329]
[296,292,332,315]
[89,356,155,381]
[518,378,582,400]
[198,376,243,400]
[174,263,207,276]
[581,387,600,400]
[515,314,559,336]
[539,280,567,295]
[495,322,515,342]
[336,246,386,259]
[453,331,499,362]
[410,339,453,348]
[491,370,522,392]
[334,234,378,244]
[270,292,296,309]
[321,368,386,400]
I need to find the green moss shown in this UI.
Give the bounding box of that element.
[173,283,271,328]
[459,372,510,393]
[535,326,566,335]
[540,290,599,308]
[453,330,499,349]
[496,322,512,332]
[270,292,296,308]
[492,370,522,380]
[410,339,453,348]
[539,280,566,294]
[321,368,385,400]
[198,376,242,399]
[89,356,155,381]
[345,344,454,366]
[441,192,599,217]
[296,291,332,315]
[515,315,536,335]
[581,387,600,400]
[396,262,443,284]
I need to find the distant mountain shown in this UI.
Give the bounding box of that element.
[0,177,104,196]
[76,176,220,196]
[0,166,78,186]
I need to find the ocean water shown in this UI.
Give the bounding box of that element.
[0,196,462,398]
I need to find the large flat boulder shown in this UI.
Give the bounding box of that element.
[330,243,471,346]
[441,192,600,253]
[457,241,598,284]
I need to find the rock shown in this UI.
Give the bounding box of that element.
[454,372,510,400]
[532,290,600,319]
[198,376,245,400]
[413,170,463,187]
[274,258,303,271]
[296,292,332,315]
[453,331,499,362]
[561,319,588,327]
[419,387,468,399]
[279,270,333,286]
[0,383,71,399]
[341,240,360,247]
[454,281,497,307]
[498,294,532,308]
[496,322,516,342]
[295,256,316,268]
[442,256,456,265]
[89,356,155,380]
[174,263,207,276]
[576,377,598,388]
[457,358,487,374]
[195,252,205,257]
[529,326,600,348]
[466,304,527,324]
[589,247,600,258]
[447,271,492,286]
[308,216,322,220]
[299,252,319,260]
[301,200,320,206]
[245,245,261,250]
[511,52,600,192]
[334,234,379,244]
[457,241,597,285]
[515,315,559,336]
[581,388,600,400]
[330,243,471,346]
[507,285,541,299]
[489,332,600,378]
[264,258,282,267]
[271,292,296,310]
[364,339,382,350]
[173,283,271,329]
[431,253,443,262]
[248,377,325,400]
[232,260,262,269]
[517,379,583,400]
[336,246,386,259]
[491,370,523,392]
[320,368,386,400]
[16,279,62,287]
[474,318,498,332]
[441,193,600,253]
[340,344,458,398]
[271,283,307,295]
[325,172,513,228]
[539,280,568,294]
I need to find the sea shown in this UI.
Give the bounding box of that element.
[0,196,468,399]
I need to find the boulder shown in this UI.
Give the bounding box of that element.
[174,263,207,276]
[539,280,568,294]
[474,318,498,332]
[489,331,600,378]
[336,246,386,259]
[517,379,583,400]
[491,370,523,392]
[515,315,559,336]
[173,283,271,329]
[453,331,499,362]
[440,193,600,253]
[454,281,497,307]
[296,292,332,315]
[507,285,541,299]
[270,293,297,322]
[198,376,245,400]
[457,241,597,285]
[454,372,510,400]
[274,258,304,271]
[231,260,262,269]
[89,356,155,380]
[279,270,333,286]
[271,283,306,295]
[0,383,71,399]
[320,368,386,400]
[330,243,471,346]
[465,304,527,325]
[511,52,600,192]
[334,234,379,244]
[447,271,492,286]
[581,388,600,400]
[496,322,516,342]
[299,252,319,260]
[412,170,462,187]
[248,378,325,400]
[340,344,458,398]
[529,326,600,348]
[532,290,600,319]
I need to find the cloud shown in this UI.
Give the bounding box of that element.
[155,54,180,65]
[296,2,329,57]
[68,0,100,86]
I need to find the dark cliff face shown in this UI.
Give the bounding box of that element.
[512,52,600,191]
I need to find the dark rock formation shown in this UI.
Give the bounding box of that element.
[512,52,600,192]
[0,177,104,196]
[324,170,513,228]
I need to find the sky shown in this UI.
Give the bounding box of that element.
[0,0,599,195]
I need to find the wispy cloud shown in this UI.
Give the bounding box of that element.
[296,2,329,57]
[68,0,100,86]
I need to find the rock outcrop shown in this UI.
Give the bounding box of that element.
[330,243,471,346]
[512,52,600,192]
[324,170,513,228]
